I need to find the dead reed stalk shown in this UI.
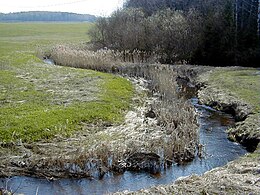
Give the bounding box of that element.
[42,45,200,174]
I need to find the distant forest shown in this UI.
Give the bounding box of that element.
[0,11,96,22]
[90,0,260,67]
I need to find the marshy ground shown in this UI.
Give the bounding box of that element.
[115,66,260,194]
[0,23,199,179]
[0,23,259,194]
[0,23,134,178]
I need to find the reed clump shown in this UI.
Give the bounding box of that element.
[120,64,199,163]
[43,45,199,173]
[48,45,158,73]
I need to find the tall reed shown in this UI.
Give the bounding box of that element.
[45,45,199,173]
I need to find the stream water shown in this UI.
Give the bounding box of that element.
[0,67,247,194]
[0,102,247,194]
[43,58,55,65]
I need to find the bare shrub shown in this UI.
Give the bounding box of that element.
[89,7,202,64]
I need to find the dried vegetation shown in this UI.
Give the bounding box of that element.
[36,45,199,177]
[0,45,200,179]
[114,146,260,195]
[45,45,158,72]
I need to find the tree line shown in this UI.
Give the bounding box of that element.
[0,11,96,22]
[89,0,259,66]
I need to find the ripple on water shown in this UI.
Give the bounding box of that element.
[0,96,247,195]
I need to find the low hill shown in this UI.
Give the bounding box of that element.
[0,11,96,22]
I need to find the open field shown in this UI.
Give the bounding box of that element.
[0,22,133,144]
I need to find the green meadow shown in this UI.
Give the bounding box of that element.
[0,23,133,143]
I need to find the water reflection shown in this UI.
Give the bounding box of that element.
[43,58,54,65]
[0,85,247,195]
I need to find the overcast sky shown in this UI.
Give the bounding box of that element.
[0,0,125,16]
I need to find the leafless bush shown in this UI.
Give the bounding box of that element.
[89,8,202,64]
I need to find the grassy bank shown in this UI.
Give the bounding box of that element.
[0,23,133,144]
[49,43,200,165]
[197,67,260,151]
[1,23,200,179]
[114,67,260,195]
[207,68,260,112]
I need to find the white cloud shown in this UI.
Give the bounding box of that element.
[0,0,125,16]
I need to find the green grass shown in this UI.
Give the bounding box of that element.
[209,69,260,112]
[0,23,93,41]
[0,23,133,143]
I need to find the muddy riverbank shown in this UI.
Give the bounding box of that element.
[1,62,258,194]
[0,89,248,195]
[166,65,259,152]
[196,68,260,152]
[113,65,260,195]
[0,66,199,179]
[115,146,259,195]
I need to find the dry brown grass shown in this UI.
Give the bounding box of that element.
[120,64,199,163]
[45,45,158,73]
[27,45,200,177]
[48,46,199,163]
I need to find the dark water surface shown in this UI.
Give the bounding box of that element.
[0,75,247,194]
[0,98,247,195]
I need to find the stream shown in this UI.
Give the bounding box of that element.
[0,64,247,194]
[0,101,247,194]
